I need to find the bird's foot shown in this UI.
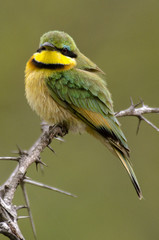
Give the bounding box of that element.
[49,123,68,138]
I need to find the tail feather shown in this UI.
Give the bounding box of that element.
[114,148,143,199]
[86,127,143,199]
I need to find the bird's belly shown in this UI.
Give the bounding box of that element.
[25,69,86,133]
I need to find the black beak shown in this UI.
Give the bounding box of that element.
[41,42,55,49]
[37,42,55,52]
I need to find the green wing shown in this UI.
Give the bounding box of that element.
[46,68,143,198]
[46,68,128,151]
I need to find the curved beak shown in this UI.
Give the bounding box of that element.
[37,42,55,52]
[40,42,55,49]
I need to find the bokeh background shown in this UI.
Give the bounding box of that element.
[0,0,159,239]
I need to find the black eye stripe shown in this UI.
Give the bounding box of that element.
[36,45,77,58]
[60,48,77,58]
[36,46,46,53]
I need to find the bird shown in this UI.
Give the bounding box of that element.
[25,30,142,199]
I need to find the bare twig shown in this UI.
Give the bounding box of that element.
[0,157,20,161]
[116,99,159,133]
[21,183,37,240]
[17,216,29,220]
[23,178,77,197]
[16,205,27,211]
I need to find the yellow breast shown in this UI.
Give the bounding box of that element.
[25,58,86,132]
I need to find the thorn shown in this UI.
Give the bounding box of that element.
[0,157,20,161]
[16,205,27,211]
[21,183,37,240]
[139,97,144,106]
[130,97,134,106]
[134,100,142,108]
[54,136,65,142]
[16,145,28,156]
[17,216,30,220]
[141,115,159,132]
[12,150,24,155]
[35,162,38,172]
[136,117,142,135]
[40,164,45,174]
[130,97,141,108]
[35,157,47,168]
[47,145,56,153]
[37,163,45,174]
[35,158,47,173]
[16,145,23,156]
[24,176,31,180]
[23,178,77,198]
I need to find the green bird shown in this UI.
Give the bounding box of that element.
[25,30,142,199]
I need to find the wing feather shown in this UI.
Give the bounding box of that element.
[46,68,128,151]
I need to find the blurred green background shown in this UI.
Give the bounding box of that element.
[0,0,159,239]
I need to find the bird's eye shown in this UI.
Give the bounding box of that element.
[62,48,69,55]
[61,47,77,58]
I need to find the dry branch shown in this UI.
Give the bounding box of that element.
[0,100,158,239]
[0,124,70,240]
[116,99,159,133]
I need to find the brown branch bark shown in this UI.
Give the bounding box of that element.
[116,99,159,132]
[0,124,69,240]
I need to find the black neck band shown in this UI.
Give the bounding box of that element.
[32,58,65,70]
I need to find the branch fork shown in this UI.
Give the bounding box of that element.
[116,98,159,133]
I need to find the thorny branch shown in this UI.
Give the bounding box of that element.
[0,124,73,240]
[116,99,159,133]
[0,100,159,239]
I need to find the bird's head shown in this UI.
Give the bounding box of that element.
[30,30,102,73]
[32,31,78,71]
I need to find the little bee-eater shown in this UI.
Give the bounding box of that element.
[25,31,142,199]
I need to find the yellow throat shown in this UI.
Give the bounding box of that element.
[32,50,76,70]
